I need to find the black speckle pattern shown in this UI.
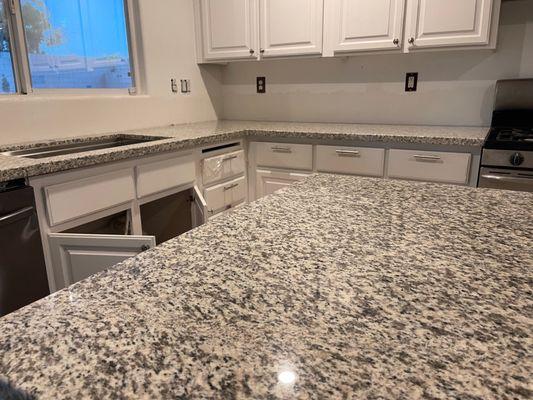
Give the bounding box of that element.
[1,175,531,399]
[0,120,487,181]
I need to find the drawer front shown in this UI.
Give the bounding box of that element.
[388,149,471,184]
[136,155,195,198]
[203,150,245,185]
[316,146,385,176]
[254,142,313,170]
[45,168,135,226]
[204,176,246,213]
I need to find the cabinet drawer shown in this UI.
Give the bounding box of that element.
[387,149,471,184]
[202,150,245,185]
[204,176,246,213]
[316,146,385,176]
[136,155,195,198]
[45,168,135,227]
[254,142,313,170]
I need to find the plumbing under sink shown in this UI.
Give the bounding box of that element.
[1,135,169,159]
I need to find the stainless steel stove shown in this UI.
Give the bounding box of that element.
[478,79,533,192]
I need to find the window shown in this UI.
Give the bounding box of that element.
[0,0,137,94]
[0,1,16,93]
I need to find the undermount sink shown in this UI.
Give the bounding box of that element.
[1,135,169,159]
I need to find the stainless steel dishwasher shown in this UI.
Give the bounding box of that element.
[0,180,49,317]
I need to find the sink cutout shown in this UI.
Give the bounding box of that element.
[2,135,169,159]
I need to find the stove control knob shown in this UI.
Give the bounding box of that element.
[510,152,525,166]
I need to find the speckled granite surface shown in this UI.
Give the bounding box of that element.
[1,174,531,399]
[0,120,488,182]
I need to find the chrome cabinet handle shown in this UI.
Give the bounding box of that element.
[393,38,400,46]
[271,146,292,153]
[260,49,265,54]
[221,155,238,162]
[223,183,238,191]
[336,149,360,157]
[413,154,441,161]
[408,37,415,45]
[249,49,255,55]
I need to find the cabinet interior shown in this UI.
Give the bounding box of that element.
[140,189,193,245]
[63,210,131,236]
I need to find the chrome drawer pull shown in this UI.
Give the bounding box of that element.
[221,155,238,162]
[271,146,292,153]
[336,149,360,157]
[413,155,442,161]
[223,183,238,191]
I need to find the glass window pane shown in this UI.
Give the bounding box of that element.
[0,1,16,94]
[21,0,133,89]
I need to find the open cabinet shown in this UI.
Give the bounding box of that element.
[30,150,210,292]
[48,210,156,288]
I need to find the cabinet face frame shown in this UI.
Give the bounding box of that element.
[259,0,324,58]
[403,0,499,52]
[323,0,406,56]
[196,0,260,61]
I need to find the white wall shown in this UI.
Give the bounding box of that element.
[221,0,533,127]
[0,0,223,145]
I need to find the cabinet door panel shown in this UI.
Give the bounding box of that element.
[260,0,323,57]
[200,0,258,60]
[256,169,311,199]
[406,0,494,49]
[325,0,405,53]
[49,233,155,289]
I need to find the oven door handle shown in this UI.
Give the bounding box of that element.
[480,174,533,185]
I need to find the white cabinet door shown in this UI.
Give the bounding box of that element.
[200,0,259,60]
[204,176,246,214]
[324,0,405,54]
[256,169,311,199]
[259,0,324,57]
[192,186,209,227]
[404,0,495,50]
[49,233,156,288]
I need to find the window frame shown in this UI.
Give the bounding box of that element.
[1,0,141,96]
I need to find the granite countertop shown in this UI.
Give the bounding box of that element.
[0,174,531,399]
[0,120,488,182]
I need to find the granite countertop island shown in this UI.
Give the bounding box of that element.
[0,174,531,399]
[0,120,488,182]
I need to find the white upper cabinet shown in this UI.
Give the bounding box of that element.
[198,0,258,60]
[324,0,406,55]
[404,0,497,51]
[259,0,324,57]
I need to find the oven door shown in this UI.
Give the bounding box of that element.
[479,167,533,192]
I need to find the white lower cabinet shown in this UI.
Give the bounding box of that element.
[204,176,246,214]
[316,145,385,176]
[253,142,313,170]
[387,149,472,184]
[202,150,245,186]
[48,210,156,289]
[47,185,208,289]
[255,169,312,199]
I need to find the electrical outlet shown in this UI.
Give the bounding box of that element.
[405,72,418,92]
[257,77,266,93]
